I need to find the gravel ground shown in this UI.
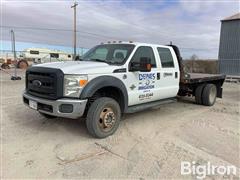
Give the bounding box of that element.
[1,69,240,179]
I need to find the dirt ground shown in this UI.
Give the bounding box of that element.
[1,69,240,179]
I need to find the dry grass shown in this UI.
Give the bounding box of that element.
[183,60,218,74]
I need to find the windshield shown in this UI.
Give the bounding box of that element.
[81,44,135,65]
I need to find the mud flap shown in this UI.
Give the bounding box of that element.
[217,87,223,98]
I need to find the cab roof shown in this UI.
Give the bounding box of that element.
[101,41,171,48]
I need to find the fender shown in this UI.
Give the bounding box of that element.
[80,76,128,112]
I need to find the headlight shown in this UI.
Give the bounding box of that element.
[64,75,88,97]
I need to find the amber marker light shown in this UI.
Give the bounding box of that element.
[79,79,88,87]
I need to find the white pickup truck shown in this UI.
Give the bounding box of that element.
[23,42,225,138]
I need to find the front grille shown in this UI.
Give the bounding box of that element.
[26,67,64,100]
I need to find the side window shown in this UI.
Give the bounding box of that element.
[50,53,59,58]
[131,46,156,67]
[91,48,108,60]
[157,47,174,68]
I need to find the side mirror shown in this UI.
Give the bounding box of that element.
[130,57,152,72]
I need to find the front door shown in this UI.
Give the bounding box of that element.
[127,46,160,106]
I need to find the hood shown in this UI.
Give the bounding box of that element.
[35,61,121,74]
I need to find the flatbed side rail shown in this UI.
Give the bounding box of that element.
[182,74,226,84]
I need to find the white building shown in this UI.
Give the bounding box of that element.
[22,48,73,64]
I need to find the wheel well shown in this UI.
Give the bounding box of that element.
[86,86,125,114]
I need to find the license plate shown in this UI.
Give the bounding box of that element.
[29,100,37,110]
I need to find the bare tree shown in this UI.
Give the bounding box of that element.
[190,54,198,73]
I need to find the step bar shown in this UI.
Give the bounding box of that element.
[126,98,177,113]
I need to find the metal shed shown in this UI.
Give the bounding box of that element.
[218,13,240,76]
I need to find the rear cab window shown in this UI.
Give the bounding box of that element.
[157,47,175,68]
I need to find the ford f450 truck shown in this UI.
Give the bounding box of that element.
[23,42,225,138]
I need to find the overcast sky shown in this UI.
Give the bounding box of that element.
[1,0,239,58]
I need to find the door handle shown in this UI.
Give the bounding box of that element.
[175,72,178,78]
[157,72,160,80]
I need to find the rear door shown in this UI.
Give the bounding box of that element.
[154,46,179,99]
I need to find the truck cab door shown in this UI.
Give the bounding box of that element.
[154,47,180,99]
[126,46,160,106]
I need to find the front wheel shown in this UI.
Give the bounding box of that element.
[86,97,121,138]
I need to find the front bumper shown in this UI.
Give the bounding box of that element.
[23,91,88,119]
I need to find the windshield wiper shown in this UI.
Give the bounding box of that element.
[90,59,110,64]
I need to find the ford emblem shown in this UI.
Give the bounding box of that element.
[32,80,42,87]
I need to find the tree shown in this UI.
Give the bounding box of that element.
[190,54,199,73]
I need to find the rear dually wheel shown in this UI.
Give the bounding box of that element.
[202,84,217,106]
[195,84,205,105]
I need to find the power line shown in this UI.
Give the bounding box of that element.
[1,25,219,51]
[0,25,125,40]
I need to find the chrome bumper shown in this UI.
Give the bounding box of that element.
[23,92,88,119]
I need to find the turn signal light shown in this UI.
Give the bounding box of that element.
[79,79,88,87]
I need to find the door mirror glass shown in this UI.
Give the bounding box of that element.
[130,57,152,72]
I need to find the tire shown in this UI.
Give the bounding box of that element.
[17,60,28,69]
[1,63,10,69]
[86,97,121,138]
[202,84,217,106]
[195,84,205,104]
[39,112,56,119]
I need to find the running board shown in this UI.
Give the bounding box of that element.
[126,98,177,113]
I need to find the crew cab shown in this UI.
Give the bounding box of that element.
[23,42,225,138]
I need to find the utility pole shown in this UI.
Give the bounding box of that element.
[10,30,21,80]
[71,1,78,60]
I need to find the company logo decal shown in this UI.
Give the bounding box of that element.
[138,73,155,90]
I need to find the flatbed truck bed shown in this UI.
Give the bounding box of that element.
[183,73,226,84]
[178,72,225,100]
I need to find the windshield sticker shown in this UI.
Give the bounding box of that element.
[138,73,155,90]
